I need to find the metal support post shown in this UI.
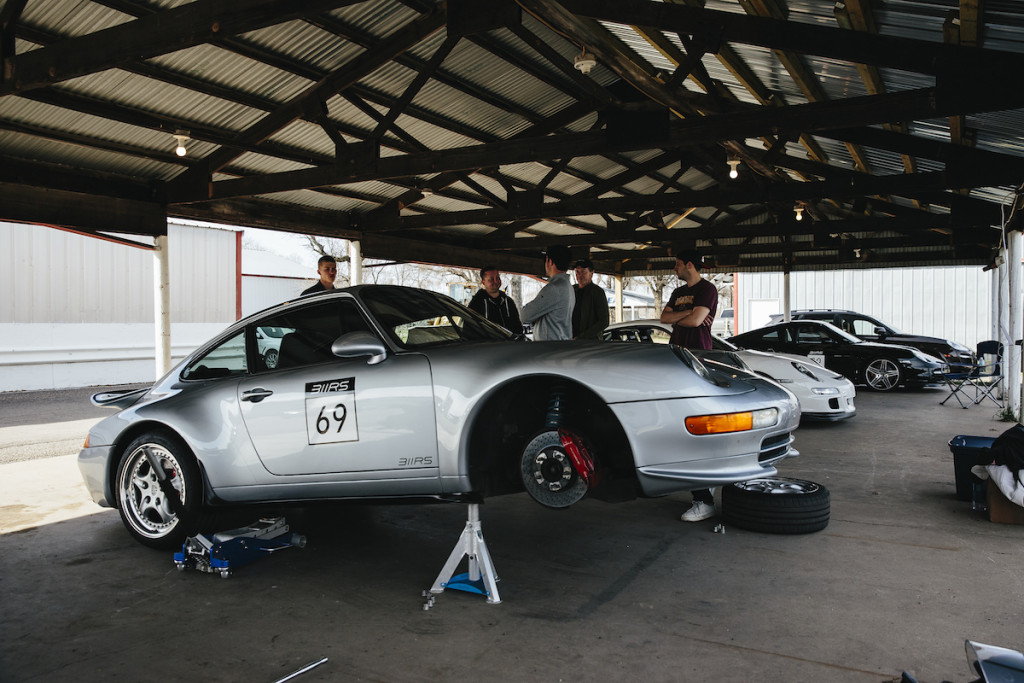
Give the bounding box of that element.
[428,503,501,605]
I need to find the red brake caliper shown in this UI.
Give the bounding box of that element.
[558,429,597,487]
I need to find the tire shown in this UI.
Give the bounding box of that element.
[864,357,902,391]
[722,477,830,534]
[116,432,207,549]
[264,349,279,369]
[520,430,589,508]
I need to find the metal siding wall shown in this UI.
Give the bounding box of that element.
[0,221,238,391]
[169,223,237,323]
[736,267,994,348]
[242,275,308,318]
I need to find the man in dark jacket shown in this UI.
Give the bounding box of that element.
[468,266,523,335]
[571,258,609,340]
[301,255,338,295]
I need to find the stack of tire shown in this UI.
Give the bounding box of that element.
[721,477,830,534]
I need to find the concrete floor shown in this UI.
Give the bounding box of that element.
[1,386,1022,683]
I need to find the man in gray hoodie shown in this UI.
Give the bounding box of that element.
[521,245,575,341]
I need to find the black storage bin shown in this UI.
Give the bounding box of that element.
[948,435,995,502]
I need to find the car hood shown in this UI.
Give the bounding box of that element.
[879,332,964,351]
[417,339,764,404]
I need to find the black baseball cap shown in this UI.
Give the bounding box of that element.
[675,248,704,270]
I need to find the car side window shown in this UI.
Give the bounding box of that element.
[647,327,672,344]
[849,317,877,336]
[795,324,830,344]
[181,331,247,380]
[253,299,373,372]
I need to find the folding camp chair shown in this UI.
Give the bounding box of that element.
[940,359,980,408]
[971,340,1003,408]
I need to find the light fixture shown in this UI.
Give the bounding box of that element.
[727,156,740,179]
[172,130,190,157]
[794,205,804,221]
[574,49,596,75]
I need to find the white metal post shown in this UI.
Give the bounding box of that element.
[1007,231,1022,420]
[348,239,362,285]
[1003,232,1019,419]
[154,234,172,379]
[783,270,791,321]
[614,275,623,323]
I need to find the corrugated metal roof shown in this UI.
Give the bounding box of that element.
[2,0,1022,275]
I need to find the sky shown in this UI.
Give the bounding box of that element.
[240,226,320,270]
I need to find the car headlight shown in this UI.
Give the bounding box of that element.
[686,408,779,435]
[811,387,840,396]
[791,362,821,381]
[950,341,970,353]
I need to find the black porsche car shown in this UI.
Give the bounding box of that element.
[729,320,948,391]
[767,309,974,372]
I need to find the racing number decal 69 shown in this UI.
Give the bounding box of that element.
[305,377,359,445]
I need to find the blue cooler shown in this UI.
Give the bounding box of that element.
[948,435,995,502]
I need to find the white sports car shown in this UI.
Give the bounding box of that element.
[604,320,856,421]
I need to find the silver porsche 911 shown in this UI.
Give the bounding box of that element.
[79,285,800,549]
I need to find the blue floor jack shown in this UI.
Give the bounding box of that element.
[174,517,306,578]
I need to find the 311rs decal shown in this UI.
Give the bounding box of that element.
[305,377,358,445]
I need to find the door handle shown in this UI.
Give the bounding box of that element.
[241,388,273,403]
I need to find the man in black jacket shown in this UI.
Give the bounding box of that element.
[301,255,338,295]
[468,266,523,335]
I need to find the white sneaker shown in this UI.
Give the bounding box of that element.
[680,501,716,522]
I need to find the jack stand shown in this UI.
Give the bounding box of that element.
[427,503,501,605]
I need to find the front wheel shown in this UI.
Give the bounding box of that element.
[864,357,902,391]
[520,430,589,508]
[116,432,206,549]
[264,349,279,369]
[722,477,830,534]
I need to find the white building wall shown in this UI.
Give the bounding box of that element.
[0,220,238,392]
[242,275,310,318]
[735,266,994,349]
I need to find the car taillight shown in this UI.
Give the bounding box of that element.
[686,408,778,435]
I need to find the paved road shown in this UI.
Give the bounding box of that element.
[0,384,147,464]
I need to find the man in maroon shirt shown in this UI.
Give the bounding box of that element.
[661,248,717,350]
[660,248,720,522]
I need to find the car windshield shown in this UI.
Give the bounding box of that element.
[361,286,514,348]
[711,335,740,351]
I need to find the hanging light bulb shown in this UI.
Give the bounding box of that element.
[794,205,804,221]
[727,156,740,179]
[172,130,190,157]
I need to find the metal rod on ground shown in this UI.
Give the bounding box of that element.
[272,657,328,683]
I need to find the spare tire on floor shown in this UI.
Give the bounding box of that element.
[722,477,830,534]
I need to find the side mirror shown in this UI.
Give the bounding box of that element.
[331,331,387,365]
[874,326,887,338]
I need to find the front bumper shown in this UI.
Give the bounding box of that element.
[636,445,799,496]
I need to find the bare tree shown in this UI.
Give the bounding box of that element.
[305,236,351,285]
[638,273,675,312]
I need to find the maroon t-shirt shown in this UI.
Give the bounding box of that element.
[665,278,718,349]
